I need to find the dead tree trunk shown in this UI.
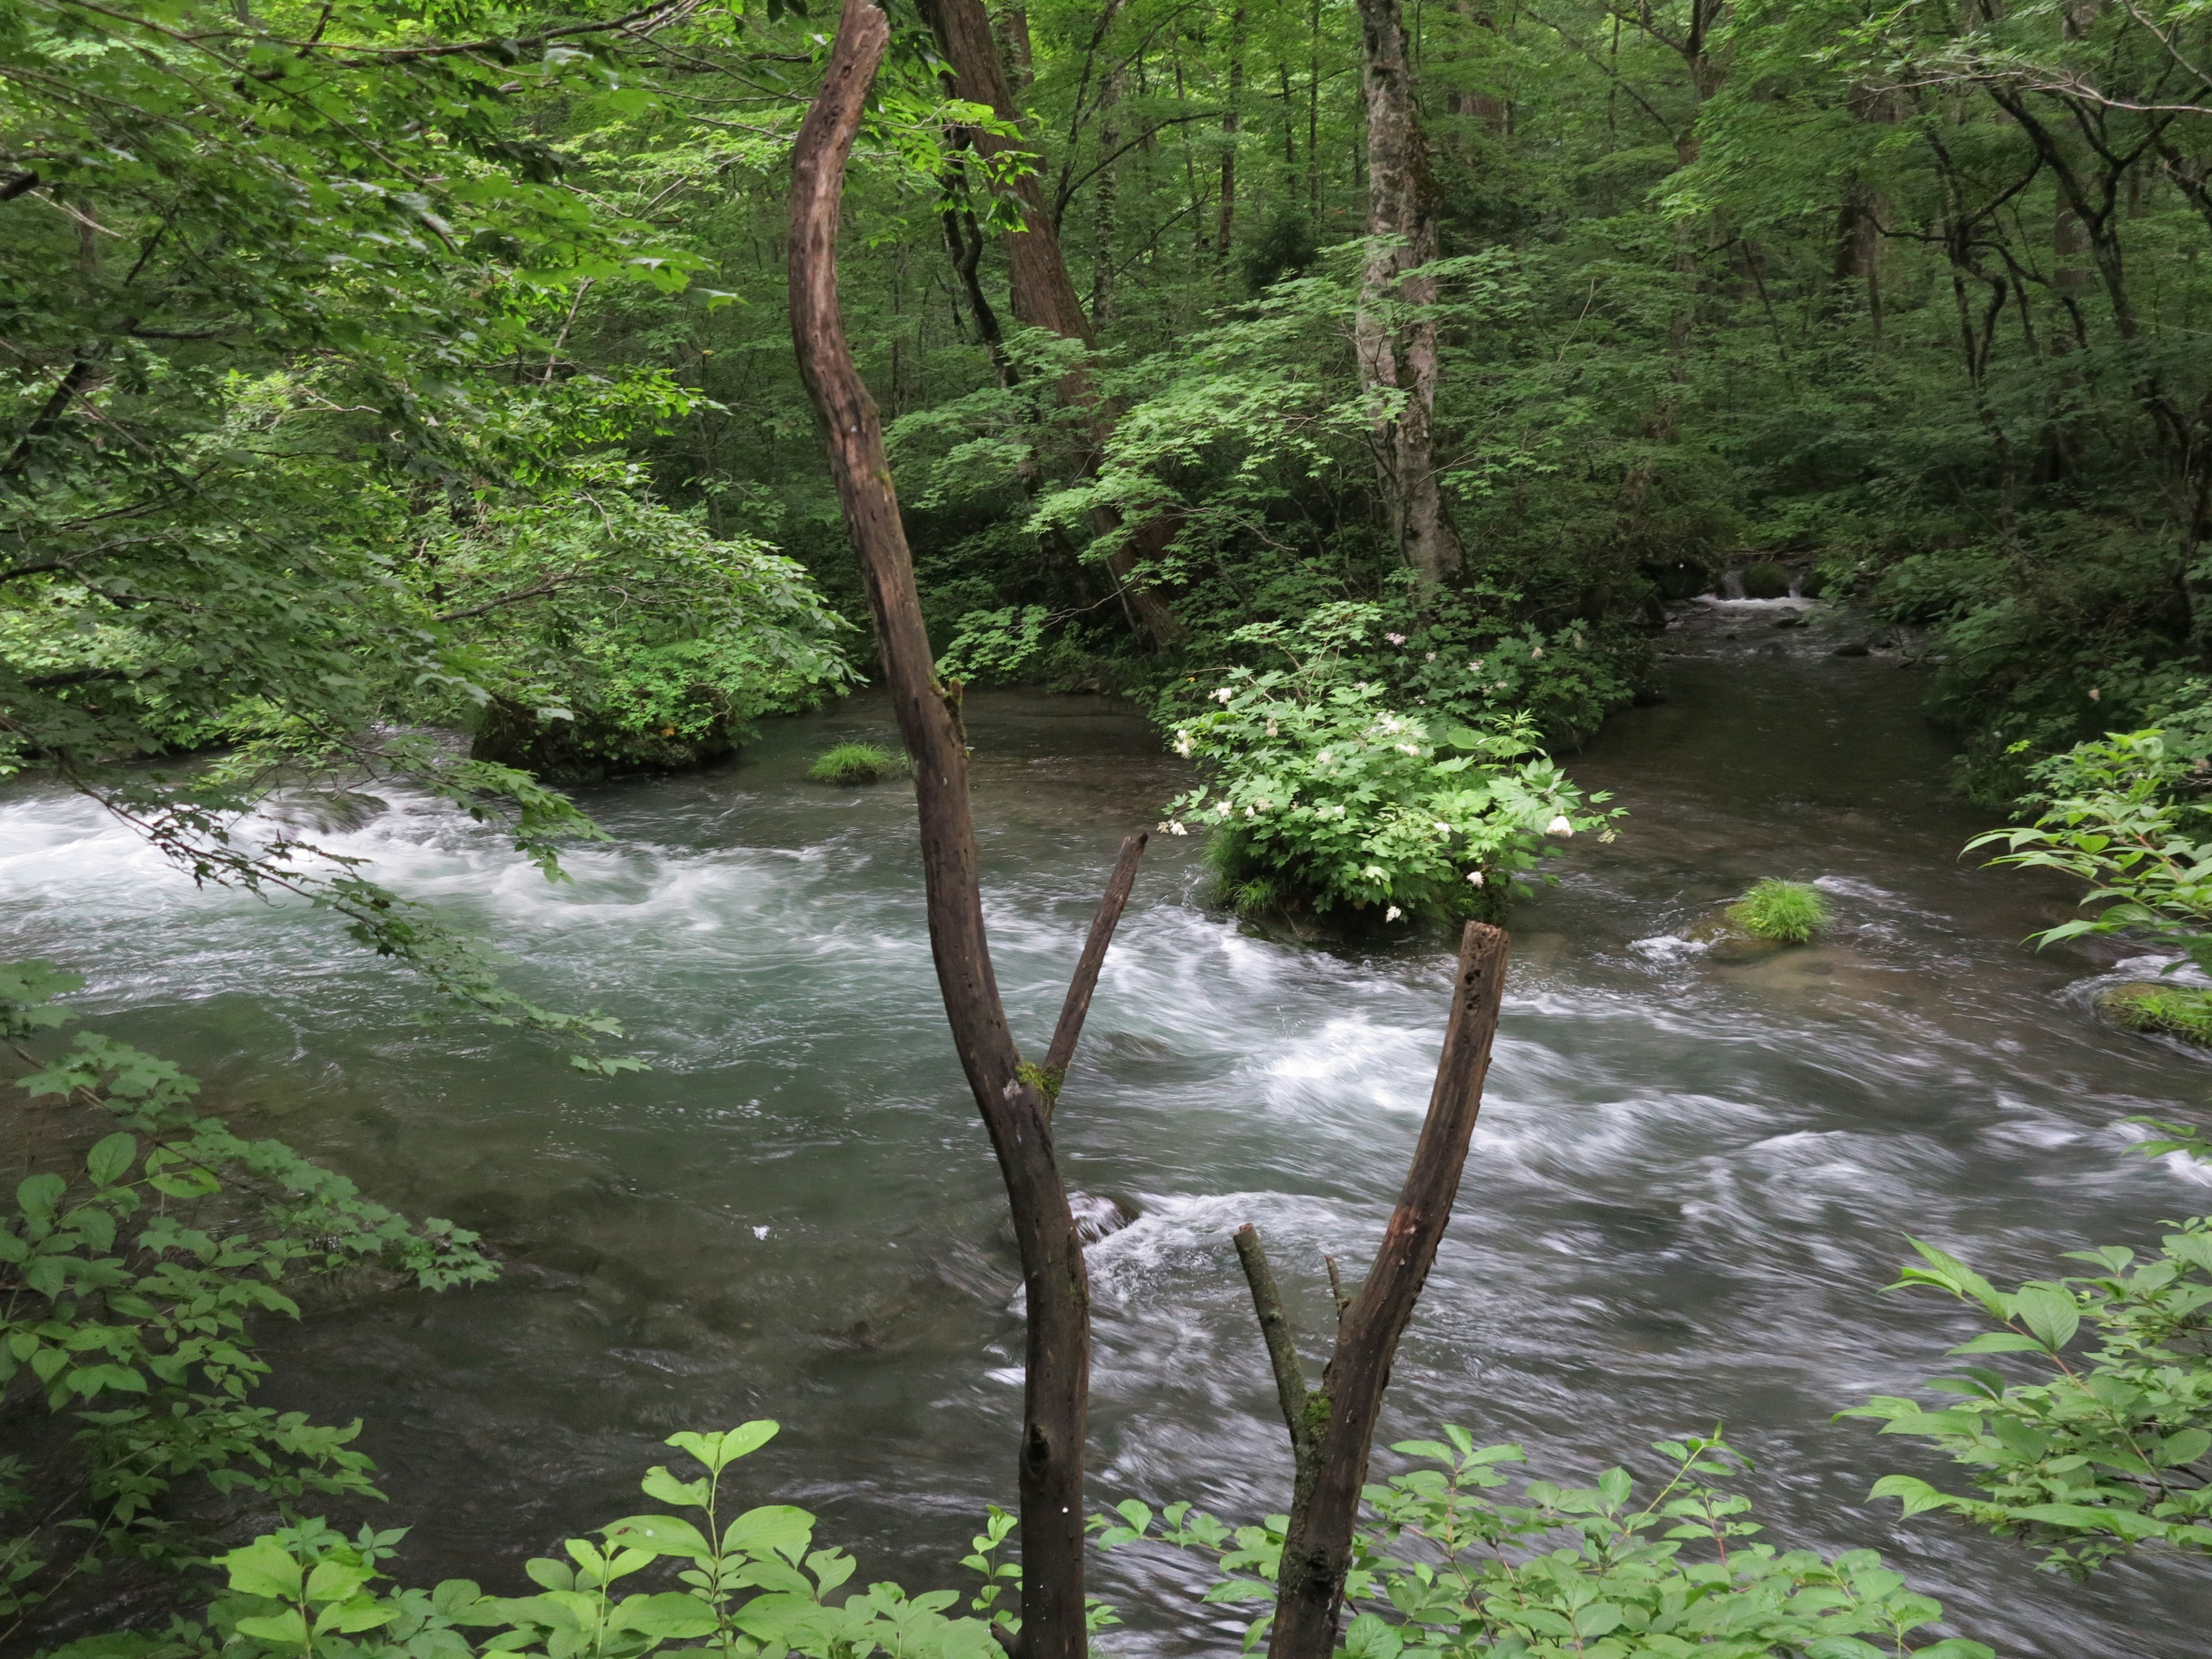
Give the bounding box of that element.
[1353,0,1464,586]
[1238,922,1510,1659]
[788,7,1147,1652]
[921,0,1183,645]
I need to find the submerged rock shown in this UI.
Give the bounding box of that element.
[1067,1192,1135,1245]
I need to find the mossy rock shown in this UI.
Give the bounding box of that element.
[1738,562,1794,600]
[2095,982,2212,1048]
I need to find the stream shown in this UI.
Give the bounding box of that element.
[5,604,2210,1655]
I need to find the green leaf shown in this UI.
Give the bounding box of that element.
[16,1174,64,1225]
[1867,1476,1955,1518]
[668,1421,779,1472]
[610,1592,718,1639]
[639,1465,709,1509]
[315,1596,400,1635]
[233,1611,309,1647]
[2012,1286,2080,1351]
[724,1505,816,1560]
[603,1514,711,1562]
[305,1559,373,1605]
[2158,1429,2212,1468]
[222,1539,305,1601]
[85,1134,136,1190]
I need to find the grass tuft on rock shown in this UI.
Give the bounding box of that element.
[1728,878,1828,944]
[2098,983,2212,1048]
[808,741,895,785]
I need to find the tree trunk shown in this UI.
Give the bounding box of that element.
[787,9,1147,1653]
[1094,58,1120,322]
[1241,923,1511,1659]
[922,0,1183,645]
[1217,7,1245,269]
[1353,0,1463,585]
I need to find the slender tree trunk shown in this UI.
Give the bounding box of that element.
[1094,59,1120,322]
[1353,0,1463,584]
[1308,0,1323,226]
[921,0,1183,645]
[786,9,1147,1652]
[1218,7,1245,269]
[1241,924,1512,1659]
[996,3,1035,96]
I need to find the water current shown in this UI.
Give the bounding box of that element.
[5,603,2210,1654]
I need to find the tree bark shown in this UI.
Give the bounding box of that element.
[1248,922,1510,1659]
[1353,0,1463,585]
[787,9,1103,1653]
[1217,7,1245,268]
[921,0,1183,645]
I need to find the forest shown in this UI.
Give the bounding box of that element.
[6,0,2212,1656]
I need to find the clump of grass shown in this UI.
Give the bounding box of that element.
[1738,562,1793,599]
[1727,878,1828,944]
[2099,983,2212,1047]
[808,741,895,785]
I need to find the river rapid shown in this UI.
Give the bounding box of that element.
[5,609,2210,1655]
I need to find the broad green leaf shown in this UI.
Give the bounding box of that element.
[610,1592,718,1639]
[724,1505,816,1560]
[2012,1286,2080,1352]
[668,1420,778,1472]
[603,1514,711,1561]
[85,1134,135,1190]
[222,1539,305,1601]
[233,1611,309,1647]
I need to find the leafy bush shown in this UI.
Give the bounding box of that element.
[1846,1222,2212,1576]
[1727,881,1828,945]
[1161,607,1618,925]
[54,1422,1020,1659]
[1096,1426,1990,1658]
[808,744,897,786]
[1968,695,2212,974]
[0,964,493,1628]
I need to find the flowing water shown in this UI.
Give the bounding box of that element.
[6,604,2211,1655]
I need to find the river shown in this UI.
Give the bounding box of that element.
[3,608,2207,1655]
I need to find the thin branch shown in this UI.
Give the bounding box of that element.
[1039,831,1147,1111]
[1235,1224,1320,1479]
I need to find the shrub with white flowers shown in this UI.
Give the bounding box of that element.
[1162,611,1619,923]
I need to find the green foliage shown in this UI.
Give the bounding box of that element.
[1968,698,2212,975]
[0,964,491,1628]
[1161,604,1618,925]
[2097,983,2212,1047]
[0,0,853,1055]
[1845,1227,2212,1577]
[52,1422,1007,1659]
[1726,881,1828,946]
[808,744,896,786]
[1096,1426,1990,1658]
